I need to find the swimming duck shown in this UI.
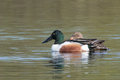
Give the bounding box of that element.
[70,32,83,40]
[70,32,108,50]
[42,30,89,53]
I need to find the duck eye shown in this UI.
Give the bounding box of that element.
[52,33,56,35]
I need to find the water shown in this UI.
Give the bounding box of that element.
[0,0,120,80]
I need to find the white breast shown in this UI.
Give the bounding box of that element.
[51,41,89,52]
[51,44,60,51]
[51,42,71,52]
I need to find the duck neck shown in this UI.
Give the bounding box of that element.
[54,40,63,44]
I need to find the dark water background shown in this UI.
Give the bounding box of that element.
[0,0,120,80]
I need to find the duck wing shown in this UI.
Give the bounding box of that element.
[66,38,108,50]
[66,38,97,44]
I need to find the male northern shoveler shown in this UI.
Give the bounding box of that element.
[42,30,89,53]
[70,32,108,50]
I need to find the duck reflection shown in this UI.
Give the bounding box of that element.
[50,52,64,69]
[89,50,108,60]
[50,50,107,69]
[49,51,107,80]
[50,51,89,69]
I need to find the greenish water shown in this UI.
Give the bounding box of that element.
[0,0,120,80]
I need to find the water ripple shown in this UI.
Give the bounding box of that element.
[0,36,35,40]
[0,56,51,62]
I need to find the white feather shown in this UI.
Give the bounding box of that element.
[51,41,89,52]
[51,44,60,51]
[81,45,89,51]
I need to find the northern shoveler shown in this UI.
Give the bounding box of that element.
[70,32,83,40]
[42,30,89,53]
[70,32,108,50]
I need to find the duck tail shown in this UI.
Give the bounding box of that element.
[91,40,105,44]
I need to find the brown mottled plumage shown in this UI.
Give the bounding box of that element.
[70,32,108,50]
[70,32,83,40]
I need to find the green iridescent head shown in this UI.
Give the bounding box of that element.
[42,30,64,44]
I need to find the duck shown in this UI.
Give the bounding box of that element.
[70,32,108,50]
[42,30,89,53]
[70,32,83,40]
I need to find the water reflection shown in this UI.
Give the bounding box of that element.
[89,50,108,59]
[49,51,108,80]
[50,52,64,69]
[50,50,107,69]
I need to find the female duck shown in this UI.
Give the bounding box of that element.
[42,30,89,53]
[70,32,108,50]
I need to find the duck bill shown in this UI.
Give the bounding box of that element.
[42,36,53,43]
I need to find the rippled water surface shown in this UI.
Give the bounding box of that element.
[0,0,120,80]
